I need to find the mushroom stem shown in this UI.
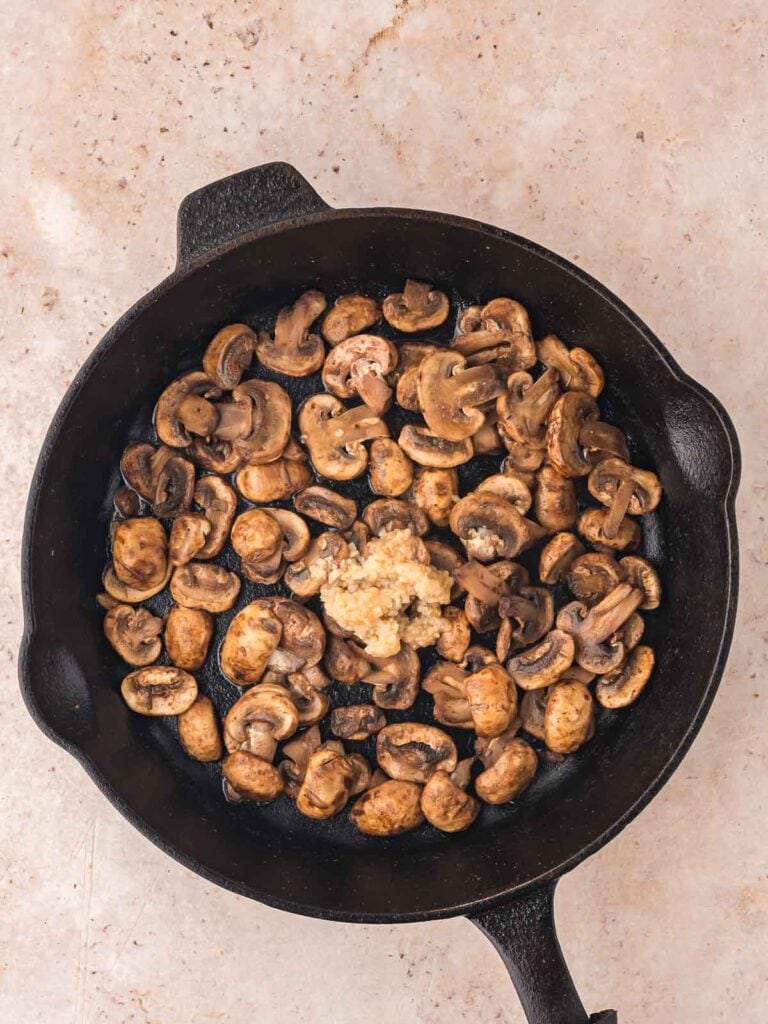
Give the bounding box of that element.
[455,560,510,605]
[452,364,505,407]
[451,757,474,790]
[601,476,635,539]
[355,370,392,415]
[331,404,389,445]
[519,369,559,434]
[588,584,644,643]
[176,394,218,436]
[403,278,430,309]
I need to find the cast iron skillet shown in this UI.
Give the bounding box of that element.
[19,162,740,1023]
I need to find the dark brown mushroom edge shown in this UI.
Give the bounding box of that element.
[99,282,663,838]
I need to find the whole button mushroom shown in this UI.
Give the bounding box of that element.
[421,759,479,833]
[417,350,505,442]
[565,552,622,604]
[223,751,284,803]
[497,368,561,450]
[169,513,211,567]
[178,695,223,762]
[534,465,577,532]
[595,645,655,708]
[121,666,198,716]
[411,467,459,528]
[368,439,414,497]
[223,684,299,762]
[376,723,457,784]
[507,630,576,690]
[235,446,312,503]
[397,425,474,468]
[255,290,327,376]
[231,380,292,464]
[619,555,661,610]
[465,662,518,737]
[155,371,221,448]
[322,334,398,415]
[294,485,357,529]
[537,334,604,398]
[299,394,389,481]
[170,562,241,613]
[296,746,358,820]
[220,602,282,686]
[556,583,644,674]
[350,779,425,836]
[382,279,449,333]
[165,605,214,671]
[587,458,662,540]
[321,294,381,345]
[577,508,641,552]
[202,323,255,389]
[112,517,168,591]
[452,297,537,371]
[474,729,538,805]
[543,680,595,753]
[103,604,163,666]
[539,532,585,585]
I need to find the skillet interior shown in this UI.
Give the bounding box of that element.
[20,211,738,921]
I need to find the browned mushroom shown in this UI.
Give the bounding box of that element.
[422,660,472,730]
[263,598,326,674]
[376,723,457,783]
[284,667,332,726]
[508,630,575,690]
[474,730,537,805]
[595,645,655,708]
[498,585,555,653]
[255,290,327,376]
[168,513,210,567]
[497,368,560,449]
[293,485,357,529]
[121,666,198,716]
[420,759,479,833]
[613,612,645,652]
[189,436,243,474]
[579,420,630,463]
[178,695,223,761]
[324,635,371,685]
[203,323,255,389]
[418,350,505,442]
[452,297,536,371]
[534,465,577,531]
[476,472,532,515]
[164,605,213,671]
[436,606,471,662]
[449,493,544,562]
[321,294,381,345]
[230,508,284,584]
[456,559,528,633]
[121,443,195,518]
[330,704,387,741]
[537,335,604,398]
[544,680,595,753]
[104,604,163,666]
[278,726,323,796]
[472,405,504,454]
[268,509,311,563]
[223,684,299,760]
[322,335,398,414]
[284,532,350,598]
[424,540,466,600]
[170,562,240,613]
[235,444,312,502]
[465,662,517,737]
[393,342,438,411]
[362,497,429,537]
[155,372,221,448]
[114,486,141,518]
[362,644,421,710]
[350,779,425,836]
[577,508,641,552]
[120,442,159,501]
[411,467,459,528]
[546,391,599,477]
[565,552,622,603]
[587,459,662,539]
[223,751,283,802]
[296,746,360,819]
[501,441,546,475]
[382,279,449,333]
[556,583,644,674]
[230,379,292,464]
[102,562,172,605]
[219,602,281,686]
[368,438,414,497]
[111,517,168,595]
[619,556,661,610]
[519,687,549,741]
[299,395,389,480]
[539,532,585,585]
[397,425,474,468]
[189,476,236,560]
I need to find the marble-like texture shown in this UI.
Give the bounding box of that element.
[1,1,766,1021]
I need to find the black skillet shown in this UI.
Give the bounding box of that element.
[19,162,740,1023]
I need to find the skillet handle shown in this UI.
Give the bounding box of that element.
[469,881,616,1024]
[176,162,330,267]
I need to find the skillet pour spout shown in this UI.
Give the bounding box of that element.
[19,161,740,1024]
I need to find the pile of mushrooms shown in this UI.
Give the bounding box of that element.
[100,282,662,837]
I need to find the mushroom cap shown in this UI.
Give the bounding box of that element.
[321,294,381,345]
[411,467,459,528]
[284,532,350,598]
[231,508,283,564]
[120,666,198,716]
[189,436,243,474]
[449,492,531,562]
[619,556,661,610]
[376,723,457,784]
[169,513,210,567]
[397,425,474,468]
[324,635,371,685]
[537,334,604,398]
[296,747,357,819]
[267,509,311,562]
[152,452,196,518]
[436,606,471,663]
[476,472,532,515]
[232,380,292,464]
[497,368,560,448]
[155,371,220,448]
[519,688,549,741]
[587,458,662,515]
[112,517,168,590]
[565,552,622,603]
[235,449,312,502]
[382,279,449,332]
[170,562,241,613]
[475,736,537,805]
[368,438,414,497]
[299,394,388,480]
[203,323,255,389]
[595,645,655,708]
[263,597,326,670]
[102,562,172,605]
[223,684,299,754]
[103,604,163,666]
[546,391,599,477]
[577,508,641,551]
[193,476,237,559]
[220,602,282,686]
[452,297,536,372]
[544,681,595,753]
[465,662,517,737]
[350,779,425,836]
[330,704,387,741]
[178,695,223,762]
[418,350,504,442]
[364,643,422,710]
[421,769,480,833]
[255,290,327,376]
[539,532,585,585]
[507,629,575,690]
[164,605,214,671]
[223,751,284,802]
[534,465,577,531]
[293,485,357,529]
[322,334,398,403]
[362,497,429,538]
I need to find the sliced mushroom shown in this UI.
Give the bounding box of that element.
[458,559,527,633]
[508,630,575,690]
[363,644,421,710]
[223,684,299,760]
[619,556,661,610]
[235,447,312,502]
[324,635,371,685]
[368,439,414,497]
[544,681,595,753]
[476,472,532,515]
[362,497,429,537]
[203,323,255,389]
[398,424,474,468]
[114,486,141,518]
[293,485,357,529]
[322,335,398,414]
[164,605,213,671]
[537,335,604,398]
[330,704,387,741]
[556,583,644,674]
[278,726,323,796]
[284,532,350,598]
[189,436,243,474]
[452,297,536,371]
[223,751,283,802]
[120,442,159,501]
[383,279,449,333]
[595,645,655,708]
[264,598,326,672]
[565,552,622,603]
[299,394,389,480]
[268,509,310,562]
[499,585,555,651]
[497,368,560,449]
[577,508,641,552]
[295,747,358,819]
[472,406,504,454]
[112,517,167,591]
[539,532,585,585]
[449,493,538,562]
[546,391,599,477]
[465,662,517,737]
[231,509,283,583]
[424,540,466,598]
[436,606,471,662]
[421,760,479,833]
[121,443,195,517]
[193,476,237,559]
[321,294,381,345]
[418,350,505,442]
[519,688,549,741]
[393,342,438,411]
[120,666,198,716]
[231,380,292,464]
[422,660,472,730]
[614,612,645,652]
[534,465,577,531]
[102,562,172,605]
[170,563,240,613]
[475,731,537,805]
[255,290,327,376]
[178,695,223,761]
[579,420,630,463]
[219,602,281,686]
[588,459,662,539]
[155,371,220,448]
[104,604,163,666]
[411,467,459,528]
[501,440,546,474]
[169,513,210,567]
[351,779,425,836]
[376,723,457,784]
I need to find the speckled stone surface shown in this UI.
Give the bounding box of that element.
[1,2,766,1022]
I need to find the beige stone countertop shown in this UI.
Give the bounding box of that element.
[1,2,766,1022]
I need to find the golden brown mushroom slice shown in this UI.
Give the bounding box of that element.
[121,443,195,518]
[296,747,358,820]
[587,458,662,539]
[393,342,439,411]
[476,472,532,515]
[321,294,382,345]
[360,644,421,711]
[498,585,555,652]
[534,465,577,532]
[293,485,357,529]
[114,486,141,518]
[278,726,323,796]
[376,723,457,784]
[545,391,600,477]
[218,602,279,687]
[178,695,223,762]
[203,323,256,389]
[474,730,538,805]
[456,558,527,633]
[508,630,576,690]
[299,394,389,481]
[324,634,371,685]
[421,759,479,833]
[382,279,449,333]
[330,704,387,741]
[231,508,284,584]
[577,508,641,552]
[497,368,560,450]
[164,605,214,671]
[284,532,350,598]
[417,350,505,442]
[556,583,643,674]
[519,687,549,741]
[102,562,172,605]
[449,492,542,562]
[595,645,655,708]
[544,680,595,753]
[436,606,471,663]
[283,668,331,727]
[362,497,429,537]
[397,425,474,468]
[565,552,622,603]
[194,476,238,559]
[168,513,211,567]
[452,297,536,371]
[155,371,221,448]
[170,562,241,613]
[223,751,284,803]
[223,684,299,761]
[262,597,326,673]
[537,334,604,398]
[235,444,312,502]
[368,438,414,497]
[255,290,327,376]
[619,555,661,610]
[112,517,168,591]
[501,440,546,475]
[539,532,585,585]
[189,436,243,475]
[465,662,517,737]
[121,666,198,716]
[411,466,459,528]
[231,379,292,464]
[422,660,472,730]
[322,335,398,415]
[473,405,504,454]
[103,604,163,666]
